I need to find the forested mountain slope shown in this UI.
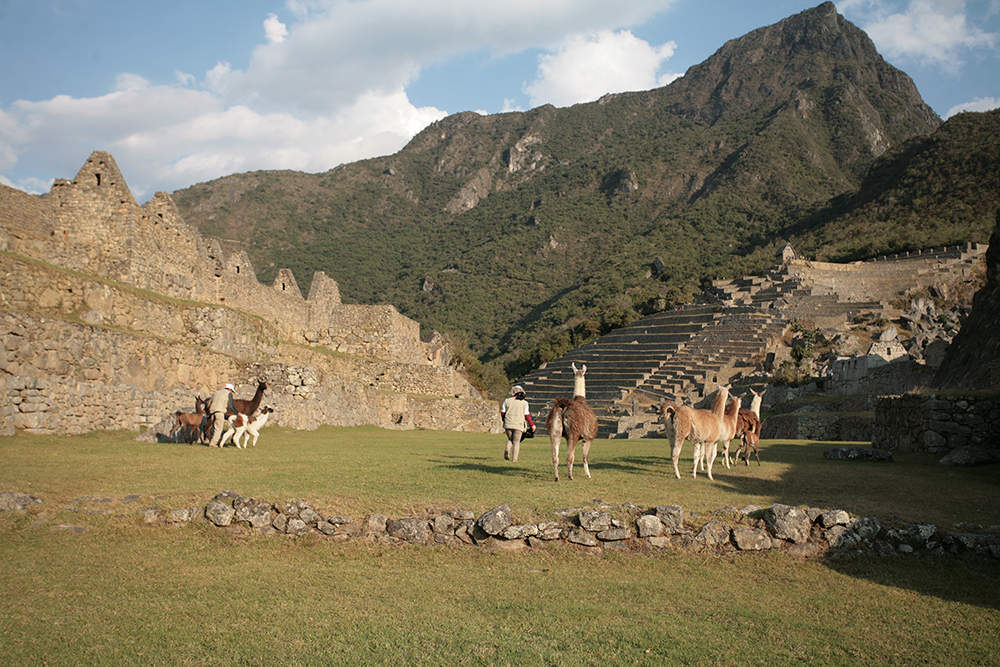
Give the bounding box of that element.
[173,3,994,380]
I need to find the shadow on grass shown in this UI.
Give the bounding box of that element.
[432,455,545,480]
[697,440,1000,611]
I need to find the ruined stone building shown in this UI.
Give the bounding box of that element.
[0,152,497,436]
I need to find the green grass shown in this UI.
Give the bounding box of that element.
[1,427,998,666]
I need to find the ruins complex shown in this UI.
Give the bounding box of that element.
[0,152,497,436]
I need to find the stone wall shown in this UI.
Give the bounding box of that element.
[762,413,872,442]
[9,490,996,560]
[871,394,1000,452]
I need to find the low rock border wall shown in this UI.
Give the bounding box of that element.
[5,491,997,561]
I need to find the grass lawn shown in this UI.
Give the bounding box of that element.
[1,427,998,666]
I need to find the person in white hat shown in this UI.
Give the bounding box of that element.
[207,383,236,447]
[499,385,534,462]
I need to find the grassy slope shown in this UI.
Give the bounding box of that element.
[1,428,998,666]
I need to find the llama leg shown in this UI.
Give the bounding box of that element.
[566,435,577,481]
[670,435,683,479]
[722,438,732,469]
[581,438,592,479]
[692,441,701,479]
[706,443,718,481]
[550,435,561,482]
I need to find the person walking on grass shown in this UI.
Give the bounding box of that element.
[500,385,535,462]
[207,383,236,447]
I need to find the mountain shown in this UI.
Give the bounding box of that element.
[173,2,993,383]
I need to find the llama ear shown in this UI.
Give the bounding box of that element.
[571,362,577,372]
[581,364,587,374]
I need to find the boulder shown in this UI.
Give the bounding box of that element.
[0,491,43,512]
[824,447,894,462]
[939,446,999,466]
[476,504,513,536]
[763,504,811,544]
[387,518,431,544]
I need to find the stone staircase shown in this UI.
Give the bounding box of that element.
[517,305,720,436]
[516,243,988,439]
[632,308,787,405]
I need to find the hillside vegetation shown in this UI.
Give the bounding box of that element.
[172,3,997,381]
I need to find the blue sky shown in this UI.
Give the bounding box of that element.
[1,0,997,201]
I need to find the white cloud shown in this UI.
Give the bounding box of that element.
[114,73,150,91]
[858,0,997,71]
[945,96,1000,117]
[264,13,288,44]
[524,30,680,108]
[0,0,681,198]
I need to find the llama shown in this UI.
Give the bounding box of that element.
[220,406,275,449]
[736,387,766,465]
[546,362,598,482]
[170,396,207,444]
[713,394,742,471]
[658,384,730,480]
[734,409,761,466]
[226,381,267,419]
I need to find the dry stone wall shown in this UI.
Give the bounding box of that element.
[7,490,997,560]
[872,394,1000,452]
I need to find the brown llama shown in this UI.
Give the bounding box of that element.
[736,387,765,465]
[546,362,598,482]
[658,384,730,480]
[170,396,207,444]
[226,381,267,419]
[734,409,761,466]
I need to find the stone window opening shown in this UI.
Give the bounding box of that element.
[95,173,101,186]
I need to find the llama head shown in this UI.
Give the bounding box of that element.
[571,362,587,376]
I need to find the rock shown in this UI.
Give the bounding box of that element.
[298,508,322,525]
[432,514,454,535]
[636,514,664,537]
[731,527,772,551]
[578,510,612,532]
[824,525,861,550]
[502,524,540,540]
[205,501,234,527]
[566,528,599,547]
[235,500,273,528]
[597,528,631,542]
[939,446,999,466]
[285,518,310,535]
[824,447,894,462]
[0,491,43,511]
[850,516,882,541]
[138,507,161,524]
[654,505,684,533]
[763,504,811,544]
[387,518,430,544]
[476,504,513,536]
[694,521,731,548]
[818,510,851,528]
[365,514,388,536]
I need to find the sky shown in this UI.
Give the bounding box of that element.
[1,0,997,202]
